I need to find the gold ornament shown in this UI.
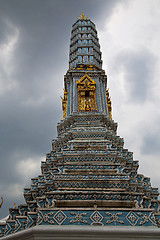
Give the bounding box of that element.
[106,88,112,119]
[79,13,88,20]
[61,89,68,119]
[77,73,97,112]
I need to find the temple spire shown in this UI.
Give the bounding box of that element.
[61,16,108,119]
[69,16,102,69]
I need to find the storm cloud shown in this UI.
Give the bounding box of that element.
[114,48,157,102]
[0,0,126,218]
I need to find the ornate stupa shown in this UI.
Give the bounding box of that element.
[0,14,160,239]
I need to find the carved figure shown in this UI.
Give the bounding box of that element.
[77,73,97,112]
[61,89,68,119]
[106,88,112,119]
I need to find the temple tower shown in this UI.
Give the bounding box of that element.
[0,14,160,239]
[62,13,109,119]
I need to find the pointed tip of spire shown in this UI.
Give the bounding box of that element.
[79,13,88,20]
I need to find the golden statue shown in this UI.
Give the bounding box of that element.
[61,89,68,119]
[77,73,97,112]
[106,89,112,119]
[85,98,91,111]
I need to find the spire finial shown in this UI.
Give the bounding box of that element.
[79,13,88,20]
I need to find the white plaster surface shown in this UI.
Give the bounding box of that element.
[1,225,160,240]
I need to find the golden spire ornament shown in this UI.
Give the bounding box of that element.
[79,13,88,20]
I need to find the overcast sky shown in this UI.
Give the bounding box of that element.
[0,0,160,218]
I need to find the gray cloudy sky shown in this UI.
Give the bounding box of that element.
[0,0,160,218]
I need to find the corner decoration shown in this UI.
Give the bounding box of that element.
[106,88,112,119]
[0,196,3,208]
[77,73,97,112]
[61,89,68,119]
